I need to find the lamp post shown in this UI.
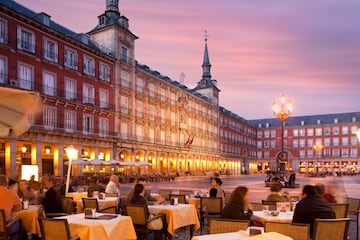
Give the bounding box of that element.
[65,145,77,196]
[313,142,323,176]
[272,94,293,172]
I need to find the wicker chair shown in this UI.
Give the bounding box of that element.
[312,218,351,240]
[169,194,186,204]
[0,209,24,240]
[347,197,360,240]
[39,218,79,240]
[124,204,167,240]
[251,202,263,211]
[330,203,349,218]
[82,198,117,214]
[261,200,277,211]
[179,190,194,196]
[264,222,310,240]
[200,197,223,232]
[158,189,172,200]
[208,218,249,234]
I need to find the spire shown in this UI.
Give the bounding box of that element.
[105,0,119,13]
[202,30,211,80]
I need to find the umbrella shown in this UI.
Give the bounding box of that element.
[134,161,152,166]
[64,159,87,165]
[103,159,120,165]
[118,160,134,166]
[0,87,42,136]
[87,159,105,165]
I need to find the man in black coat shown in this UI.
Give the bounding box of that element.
[292,185,335,235]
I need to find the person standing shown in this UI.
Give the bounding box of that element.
[292,185,335,235]
[105,175,121,196]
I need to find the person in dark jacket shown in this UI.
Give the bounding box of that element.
[42,176,64,213]
[292,185,335,235]
[222,186,252,220]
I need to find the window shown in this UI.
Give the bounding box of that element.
[149,128,155,143]
[43,37,58,62]
[270,130,276,137]
[307,128,314,136]
[0,18,7,44]
[43,106,56,130]
[351,136,358,145]
[307,138,313,147]
[299,139,305,147]
[18,62,33,90]
[83,84,95,104]
[293,129,298,137]
[17,26,35,53]
[99,62,110,81]
[324,127,330,135]
[64,47,78,70]
[299,128,305,136]
[160,87,166,101]
[64,110,76,133]
[160,130,165,144]
[332,149,339,157]
[342,137,348,146]
[350,148,358,157]
[99,89,109,109]
[120,96,129,114]
[121,46,128,62]
[83,55,95,76]
[120,71,130,87]
[149,104,155,120]
[324,138,331,147]
[43,71,56,96]
[292,139,298,147]
[0,56,7,84]
[136,100,143,117]
[136,77,144,93]
[299,150,305,158]
[136,125,144,141]
[333,127,339,135]
[333,137,339,146]
[264,130,270,138]
[341,126,348,135]
[83,114,93,134]
[161,108,165,123]
[65,78,76,100]
[99,117,109,137]
[149,83,156,97]
[315,128,322,136]
[341,149,349,157]
[120,122,128,139]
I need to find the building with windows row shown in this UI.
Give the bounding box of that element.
[0,0,359,179]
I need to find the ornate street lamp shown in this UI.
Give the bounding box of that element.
[272,94,293,171]
[65,145,77,196]
[313,142,323,176]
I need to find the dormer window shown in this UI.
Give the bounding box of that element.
[334,118,338,124]
[317,119,321,125]
[265,123,270,128]
[99,16,105,25]
[300,121,305,126]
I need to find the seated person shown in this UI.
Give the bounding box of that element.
[293,185,335,235]
[222,186,252,220]
[209,177,225,203]
[266,182,290,202]
[315,183,336,203]
[105,175,121,196]
[87,176,105,197]
[126,177,164,205]
[42,176,65,213]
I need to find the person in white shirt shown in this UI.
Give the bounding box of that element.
[105,175,121,196]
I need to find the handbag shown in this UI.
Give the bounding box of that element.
[147,215,163,230]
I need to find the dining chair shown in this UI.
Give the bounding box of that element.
[39,218,79,240]
[82,197,117,214]
[200,197,223,232]
[224,192,231,204]
[169,194,186,204]
[179,190,194,196]
[0,209,24,240]
[158,189,172,200]
[124,204,167,240]
[261,200,277,211]
[264,222,310,240]
[251,202,263,211]
[312,218,351,240]
[208,218,249,234]
[330,203,349,218]
[105,193,118,197]
[59,196,76,215]
[347,197,360,240]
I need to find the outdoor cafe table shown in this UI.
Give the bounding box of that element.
[191,230,293,240]
[148,203,200,234]
[75,197,119,213]
[252,211,293,224]
[12,205,43,236]
[67,192,88,201]
[56,213,137,240]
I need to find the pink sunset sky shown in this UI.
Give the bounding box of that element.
[16,0,360,119]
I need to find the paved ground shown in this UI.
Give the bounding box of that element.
[121,173,360,240]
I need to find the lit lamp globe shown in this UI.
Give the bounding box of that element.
[65,145,77,195]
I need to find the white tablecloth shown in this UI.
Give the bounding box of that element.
[252,211,293,224]
[192,231,293,240]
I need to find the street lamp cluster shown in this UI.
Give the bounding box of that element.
[313,142,323,176]
[272,94,293,171]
